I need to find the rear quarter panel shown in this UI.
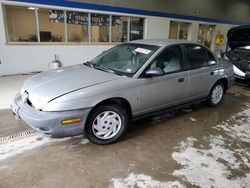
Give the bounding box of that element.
[187,58,233,100]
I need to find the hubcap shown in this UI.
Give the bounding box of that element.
[211,85,223,104]
[92,111,122,140]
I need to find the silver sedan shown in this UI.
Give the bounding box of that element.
[11,39,234,144]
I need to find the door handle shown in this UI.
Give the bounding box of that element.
[210,71,215,75]
[178,78,185,82]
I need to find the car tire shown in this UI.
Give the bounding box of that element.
[207,82,225,107]
[85,104,128,145]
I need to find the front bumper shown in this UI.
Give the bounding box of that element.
[11,93,91,138]
[235,71,250,85]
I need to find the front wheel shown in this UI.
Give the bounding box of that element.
[85,104,128,145]
[207,82,225,107]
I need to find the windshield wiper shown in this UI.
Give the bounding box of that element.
[83,61,94,68]
[93,64,116,74]
[84,62,125,76]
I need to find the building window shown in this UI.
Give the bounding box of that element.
[67,11,89,42]
[169,21,190,40]
[3,4,144,44]
[197,24,215,48]
[91,13,110,43]
[130,17,144,41]
[112,16,128,42]
[38,9,65,42]
[4,5,38,42]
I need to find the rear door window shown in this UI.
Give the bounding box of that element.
[185,45,210,69]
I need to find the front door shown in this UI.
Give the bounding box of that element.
[139,45,188,114]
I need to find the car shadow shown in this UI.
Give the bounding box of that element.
[124,101,206,140]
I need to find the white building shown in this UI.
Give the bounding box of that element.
[0,0,248,76]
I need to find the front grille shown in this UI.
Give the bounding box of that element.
[22,91,34,108]
[27,98,33,107]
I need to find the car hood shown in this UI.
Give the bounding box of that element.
[23,64,122,102]
[227,25,250,49]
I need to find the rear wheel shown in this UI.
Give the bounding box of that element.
[86,104,128,145]
[207,82,225,107]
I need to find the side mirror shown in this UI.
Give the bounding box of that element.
[145,67,164,77]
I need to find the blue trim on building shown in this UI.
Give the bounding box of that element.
[10,0,250,25]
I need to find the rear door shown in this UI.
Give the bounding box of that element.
[183,44,219,100]
[139,45,188,114]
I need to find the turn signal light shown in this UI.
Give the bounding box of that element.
[61,118,82,125]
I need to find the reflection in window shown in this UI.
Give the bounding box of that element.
[179,23,189,40]
[5,5,37,42]
[38,9,65,42]
[151,45,183,73]
[112,16,128,42]
[169,21,190,40]
[91,44,159,75]
[130,17,144,41]
[67,11,88,42]
[207,49,216,65]
[91,13,109,43]
[169,21,178,39]
[4,5,144,44]
[197,24,215,48]
[186,45,209,69]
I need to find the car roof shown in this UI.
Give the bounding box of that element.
[129,39,199,47]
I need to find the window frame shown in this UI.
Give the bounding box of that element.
[111,15,129,43]
[206,48,217,66]
[130,17,145,41]
[4,5,39,43]
[197,24,216,48]
[183,44,217,70]
[169,21,191,40]
[141,44,187,78]
[90,43,160,77]
[38,8,66,43]
[2,3,145,45]
[66,10,89,43]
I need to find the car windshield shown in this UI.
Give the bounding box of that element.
[89,43,160,76]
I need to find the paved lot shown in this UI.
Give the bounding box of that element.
[0,75,249,188]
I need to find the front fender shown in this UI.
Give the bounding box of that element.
[42,78,142,113]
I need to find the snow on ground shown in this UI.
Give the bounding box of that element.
[111,173,184,188]
[0,134,53,161]
[110,107,250,188]
[172,107,250,188]
[0,134,89,162]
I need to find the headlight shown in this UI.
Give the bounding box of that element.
[233,65,245,77]
[20,87,25,95]
[28,95,47,110]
